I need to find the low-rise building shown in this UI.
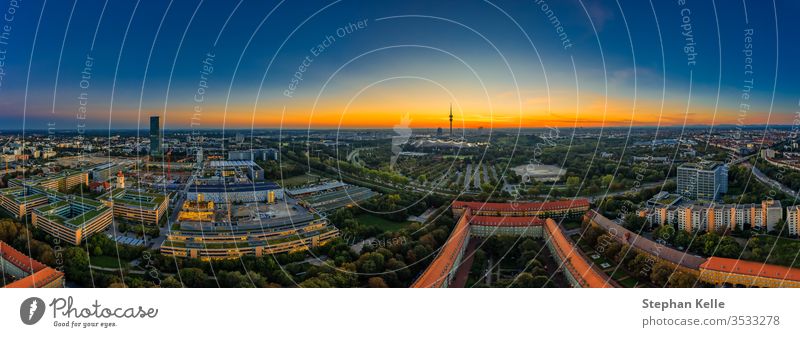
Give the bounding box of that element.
[0,187,48,219]
[177,198,215,222]
[160,218,338,260]
[187,182,282,204]
[412,199,614,288]
[451,199,590,219]
[32,196,113,245]
[1,241,64,288]
[101,189,168,226]
[699,257,800,288]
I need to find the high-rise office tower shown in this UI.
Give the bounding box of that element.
[677,161,728,200]
[150,116,161,157]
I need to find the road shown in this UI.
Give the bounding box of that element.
[743,162,797,197]
[464,163,472,188]
[585,178,676,203]
[153,170,197,249]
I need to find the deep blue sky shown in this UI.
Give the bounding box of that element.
[0,0,797,130]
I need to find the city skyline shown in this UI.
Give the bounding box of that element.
[4,2,800,334]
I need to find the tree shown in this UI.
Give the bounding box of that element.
[580,225,603,247]
[513,272,534,287]
[623,214,647,232]
[64,247,90,285]
[699,232,721,256]
[673,231,692,249]
[531,275,549,287]
[566,176,581,192]
[601,174,614,187]
[356,252,385,274]
[649,262,673,286]
[367,277,388,288]
[519,239,541,253]
[627,253,654,280]
[161,276,183,288]
[716,237,742,258]
[653,225,675,243]
[178,268,207,287]
[667,271,697,288]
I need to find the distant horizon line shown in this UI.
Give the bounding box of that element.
[0,124,794,132]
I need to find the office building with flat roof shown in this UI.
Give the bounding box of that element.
[677,161,728,200]
[101,189,168,226]
[32,196,113,245]
[150,115,161,157]
[0,187,49,219]
[10,170,88,193]
[160,218,339,260]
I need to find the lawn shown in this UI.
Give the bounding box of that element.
[355,214,411,232]
[610,269,639,288]
[89,255,126,269]
[589,253,612,268]
[617,276,639,288]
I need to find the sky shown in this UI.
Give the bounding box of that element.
[0,0,798,131]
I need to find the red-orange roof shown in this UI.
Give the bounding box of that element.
[469,215,545,227]
[588,210,706,270]
[452,199,590,212]
[4,268,63,288]
[700,257,800,283]
[544,218,614,288]
[411,210,472,288]
[0,241,46,273]
[1,241,63,288]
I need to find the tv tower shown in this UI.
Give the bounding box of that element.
[449,103,453,137]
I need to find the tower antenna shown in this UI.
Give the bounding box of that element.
[449,103,453,137]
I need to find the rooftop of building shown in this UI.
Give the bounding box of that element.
[34,198,110,229]
[188,181,280,193]
[411,210,471,288]
[286,181,348,196]
[469,215,545,227]
[105,189,167,209]
[654,200,782,210]
[208,160,259,168]
[1,241,63,288]
[0,187,48,204]
[543,218,615,288]
[452,199,590,212]
[679,161,725,171]
[700,257,800,283]
[589,210,707,270]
